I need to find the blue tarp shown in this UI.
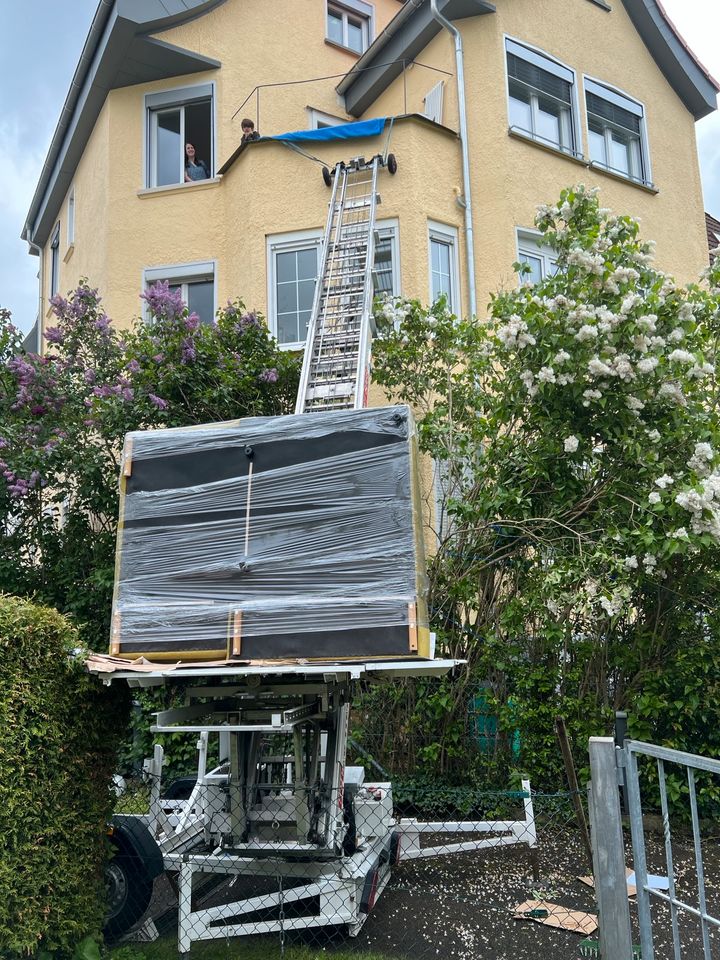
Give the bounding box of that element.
[268,117,387,144]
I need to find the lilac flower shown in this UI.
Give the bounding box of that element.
[0,438,7,449]
[121,387,135,402]
[184,312,200,332]
[84,368,96,384]
[49,294,69,317]
[94,314,111,334]
[259,367,279,384]
[30,404,47,417]
[126,359,140,374]
[45,326,65,345]
[236,312,260,333]
[140,281,185,323]
[181,338,196,364]
[148,393,168,410]
[152,353,164,363]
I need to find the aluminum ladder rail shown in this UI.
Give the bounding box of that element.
[295,157,380,414]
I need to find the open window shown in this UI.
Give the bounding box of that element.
[143,261,216,325]
[49,223,60,298]
[146,84,214,188]
[516,229,559,283]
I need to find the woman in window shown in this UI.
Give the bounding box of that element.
[184,142,209,182]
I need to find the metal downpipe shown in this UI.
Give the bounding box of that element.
[429,0,477,319]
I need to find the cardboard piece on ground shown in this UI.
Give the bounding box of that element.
[512,900,598,935]
[577,866,637,898]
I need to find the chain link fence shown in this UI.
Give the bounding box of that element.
[107,745,598,960]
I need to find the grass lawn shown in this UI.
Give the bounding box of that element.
[108,937,396,960]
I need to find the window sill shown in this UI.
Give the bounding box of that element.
[508,128,588,167]
[587,161,658,194]
[278,340,305,352]
[63,243,75,264]
[137,177,222,198]
[324,38,364,57]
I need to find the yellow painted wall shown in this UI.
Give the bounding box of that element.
[44,0,710,335]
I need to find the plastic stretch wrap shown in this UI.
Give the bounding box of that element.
[111,406,430,661]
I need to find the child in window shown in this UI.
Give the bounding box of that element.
[241,118,261,143]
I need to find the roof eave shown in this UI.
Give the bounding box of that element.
[23,0,224,250]
[338,0,495,118]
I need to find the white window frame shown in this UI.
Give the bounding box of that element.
[307,107,347,129]
[504,36,581,158]
[428,220,460,313]
[516,228,558,283]
[373,218,401,301]
[267,228,323,350]
[142,260,217,324]
[144,83,216,189]
[583,75,652,186]
[326,0,374,54]
[49,223,60,298]
[67,187,75,247]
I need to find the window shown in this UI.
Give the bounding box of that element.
[423,81,445,125]
[517,230,558,283]
[506,38,577,155]
[143,262,216,325]
[146,84,214,188]
[428,221,459,312]
[67,188,75,246]
[326,1,372,54]
[268,222,399,348]
[373,220,400,298]
[308,108,346,130]
[268,230,322,348]
[49,224,60,298]
[584,79,649,184]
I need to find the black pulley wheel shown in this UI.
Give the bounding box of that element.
[387,153,397,174]
[322,166,333,187]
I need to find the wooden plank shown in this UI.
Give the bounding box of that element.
[408,601,418,652]
[122,437,133,477]
[232,610,243,657]
[110,611,121,656]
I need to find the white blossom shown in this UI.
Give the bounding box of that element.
[537,366,556,384]
[636,356,659,374]
[546,599,561,615]
[671,527,689,540]
[658,382,686,406]
[648,491,661,504]
[600,595,622,617]
[564,435,579,453]
[655,474,674,489]
[646,429,661,442]
[496,315,536,349]
[689,362,714,380]
[668,349,695,364]
[576,324,599,342]
[668,328,685,343]
[557,373,576,386]
[624,555,638,570]
[612,354,635,381]
[554,349,571,364]
[621,295,643,315]
[643,553,657,570]
[588,356,613,377]
[626,396,645,412]
[688,442,714,475]
[633,335,650,353]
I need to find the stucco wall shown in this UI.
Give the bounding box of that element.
[43,0,710,335]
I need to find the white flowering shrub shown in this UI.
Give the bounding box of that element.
[372,186,720,787]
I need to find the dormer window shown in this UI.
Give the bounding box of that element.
[145,84,214,188]
[326,1,373,55]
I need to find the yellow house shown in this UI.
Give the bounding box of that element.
[22,0,718,350]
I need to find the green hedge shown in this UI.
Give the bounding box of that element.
[0,596,129,956]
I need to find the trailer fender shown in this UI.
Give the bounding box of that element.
[359,834,393,915]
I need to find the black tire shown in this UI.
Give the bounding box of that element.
[387,153,397,175]
[322,166,333,187]
[103,841,154,940]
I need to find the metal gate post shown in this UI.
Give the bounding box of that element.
[588,737,634,959]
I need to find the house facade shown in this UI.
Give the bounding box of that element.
[22,0,717,349]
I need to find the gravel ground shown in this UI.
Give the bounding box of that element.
[126,812,720,959]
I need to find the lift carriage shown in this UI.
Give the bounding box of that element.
[93,151,536,950]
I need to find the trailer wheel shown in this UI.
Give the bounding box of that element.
[322,166,333,187]
[387,153,398,175]
[103,844,154,939]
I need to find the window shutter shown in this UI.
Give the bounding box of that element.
[507,54,571,105]
[423,81,444,124]
[586,92,641,134]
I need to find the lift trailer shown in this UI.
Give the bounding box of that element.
[97,659,536,950]
[100,152,536,949]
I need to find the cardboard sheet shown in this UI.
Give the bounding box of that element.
[577,866,637,898]
[512,900,598,935]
